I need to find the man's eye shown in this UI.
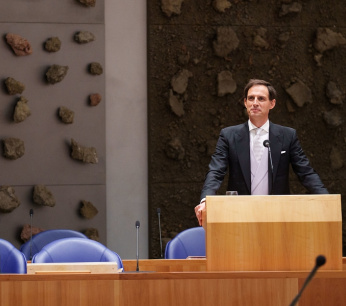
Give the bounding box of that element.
[248,97,254,101]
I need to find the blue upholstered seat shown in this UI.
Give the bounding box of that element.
[165,227,206,259]
[20,229,88,260]
[31,237,123,270]
[0,239,27,273]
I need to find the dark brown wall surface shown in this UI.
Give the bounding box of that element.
[148,0,346,258]
[0,1,106,248]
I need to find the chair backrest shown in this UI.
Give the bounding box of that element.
[31,237,123,270]
[165,227,206,259]
[0,239,27,273]
[20,229,88,260]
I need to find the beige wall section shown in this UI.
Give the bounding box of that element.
[105,1,148,259]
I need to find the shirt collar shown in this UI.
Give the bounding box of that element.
[248,119,269,133]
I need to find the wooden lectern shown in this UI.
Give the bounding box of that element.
[203,194,342,271]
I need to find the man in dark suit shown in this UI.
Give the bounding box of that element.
[195,79,328,225]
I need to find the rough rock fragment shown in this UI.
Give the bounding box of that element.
[5,77,25,95]
[330,146,344,170]
[285,80,312,107]
[171,69,192,94]
[5,33,33,56]
[83,228,100,241]
[70,138,98,164]
[323,109,343,127]
[279,2,302,16]
[217,70,237,96]
[253,27,269,50]
[0,186,20,213]
[14,96,31,123]
[314,28,346,54]
[77,0,96,7]
[59,106,74,124]
[165,138,185,160]
[21,225,45,242]
[169,89,184,117]
[278,31,291,48]
[326,81,344,105]
[46,65,69,84]
[213,27,239,58]
[89,62,103,75]
[44,37,61,52]
[80,200,98,219]
[74,31,95,44]
[89,93,102,106]
[2,138,25,160]
[212,0,231,13]
[33,185,56,207]
[161,0,184,17]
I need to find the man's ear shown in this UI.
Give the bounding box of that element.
[270,99,276,109]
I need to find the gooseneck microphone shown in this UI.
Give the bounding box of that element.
[135,221,140,271]
[263,140,274,194]
[289,255,326,306]
[29,209,34,260]
[157,208,163,258]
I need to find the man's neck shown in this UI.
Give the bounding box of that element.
[249,118,268,128]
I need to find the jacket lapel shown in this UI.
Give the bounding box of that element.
[236,122,251,193]
[269,122,283,193]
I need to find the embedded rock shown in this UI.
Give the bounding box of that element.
[33,185,56,207]
[70,138,98,164]
[253,28,270,50]
[5,33,33,56]
[80,200,98,219]
[314,28,346,54]
[46,65,69,84]
[279,2,302,16]
[5,77,25,95]
[77,0,96,7]
[171,69,192,94]
[20,225,45,242]
[213,27,239,58]
[161,0,184,17]
[2,138,25,160]
[89,93,102,106]
[217,70,237,97]
[14,96,31,123]
[212,0,231,13]
[285,80,312,107]
[326,81,344,105]
[323,109,343,127]
[165,138,185,160]
[44,37,61,52]
[89,62,103,75]
[169,89,184,117]
[59,106,74,124]
[0,186,20,213]
[74,31,95,44]
[83,228,100,241]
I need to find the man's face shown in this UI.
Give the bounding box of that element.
[244,85,276,123]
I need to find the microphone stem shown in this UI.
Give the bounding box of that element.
[136,226,139,271]
[158,213,163,258]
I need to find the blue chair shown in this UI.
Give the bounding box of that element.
[165,227,206,259]
[32,237,123,270]
[0,239,27,273]
[20,229,88,260]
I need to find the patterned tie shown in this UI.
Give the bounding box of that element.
[253,128,263,163]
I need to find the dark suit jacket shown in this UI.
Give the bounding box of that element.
[201,121,328,199]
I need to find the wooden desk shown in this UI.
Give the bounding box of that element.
[1,259,346,306]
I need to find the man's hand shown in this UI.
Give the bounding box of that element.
[194,200,206,226]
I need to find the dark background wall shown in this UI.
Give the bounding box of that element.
[148,0,346,258]
[0,1,106,247]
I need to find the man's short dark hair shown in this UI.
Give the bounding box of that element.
[244,79,277,101]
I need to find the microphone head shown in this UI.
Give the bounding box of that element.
[263,140,270,148]
[316,255,326,267]
[157,208,161,214]
[29,209,34,216]
[135,220,140,228]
